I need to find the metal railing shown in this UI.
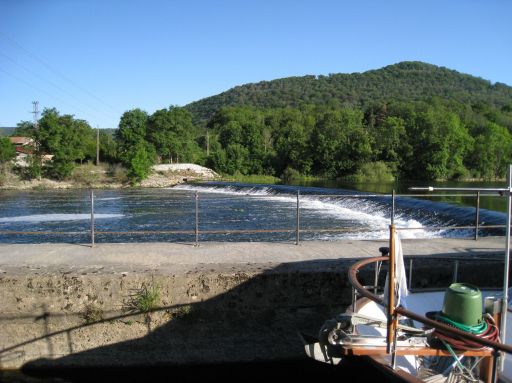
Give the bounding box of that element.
[0,188,507,247]
[348,239,512,383]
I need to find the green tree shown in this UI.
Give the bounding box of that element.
[208,107,268,175]
[311,108,371,177]
[405,104,472,180]
[116,109,149,163]
[0,137,16,164]
[272,108,312,176]
[469,122,512,179]
[371,116,406,165]
[127,143,156,182]
[14,121,35,137]
[147,106,200,163]
[99,130,119,163]
[36,108,95,179]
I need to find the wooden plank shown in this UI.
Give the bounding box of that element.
[341,345,493,357]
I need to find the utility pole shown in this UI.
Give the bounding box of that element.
[96,126,100,166]
[31,101,39,129]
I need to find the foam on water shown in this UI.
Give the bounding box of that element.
[173,184,434,239]
[173,184,274,196]
[0,213,124,223]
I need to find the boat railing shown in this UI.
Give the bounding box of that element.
[349,252,512,382]
[0,189,508,246]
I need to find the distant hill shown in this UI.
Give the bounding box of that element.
[185,61,512,123]
[0,127,16,137]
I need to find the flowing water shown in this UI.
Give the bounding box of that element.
[0,181,507,244]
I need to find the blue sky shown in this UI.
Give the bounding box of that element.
[1,0,511,129]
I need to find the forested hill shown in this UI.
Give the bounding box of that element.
[185,61,512,123]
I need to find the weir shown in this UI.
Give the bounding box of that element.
[0,238,507,369]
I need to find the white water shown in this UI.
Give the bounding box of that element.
[173,184,436,239]
[0,213,124,223]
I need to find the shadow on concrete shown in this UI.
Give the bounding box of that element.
[1,251,506,382]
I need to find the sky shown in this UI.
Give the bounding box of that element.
[0,0,511,129]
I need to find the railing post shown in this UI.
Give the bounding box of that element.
[90,189,95,248]
[374,261,380,294]
[391,189,395,226]
[408,259,413,290]
[453,260,459,283]
[296,189,300,245]
[387,224,396,355]
[195,191,199,247]
[475,191,480,240]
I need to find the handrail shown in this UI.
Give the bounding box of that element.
[348,255,512,354]
[0,224,505,236]
[0,189,507,245]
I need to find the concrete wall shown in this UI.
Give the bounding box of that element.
[0,256,503,369]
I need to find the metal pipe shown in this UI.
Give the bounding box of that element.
[475,191,480,240]
[453,260,459,283]
[500,164,512,371]
[195,191,199,246]
[296,189,300,245]
[374,261,380,294]
[90,189,95,248]
[386,224,396,355]
[391,189,395,226]
[408,259,413,290]
[492,348,500,383]
[409,186,510,193]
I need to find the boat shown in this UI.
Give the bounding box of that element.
[303,168,512,383]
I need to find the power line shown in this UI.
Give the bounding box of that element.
[0,51,119,121]
[0,66,105,121]
[0,32,122,116]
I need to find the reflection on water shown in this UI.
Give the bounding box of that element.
[293,179,509,213]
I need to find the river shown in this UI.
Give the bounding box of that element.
[0,181,507,244]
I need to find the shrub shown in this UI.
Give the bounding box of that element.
[70,163,107,186]
[346,161,395,182]
[0,164,15,186]
[127,144,156,183]
[108,163,129,184]
[280,167,302,183]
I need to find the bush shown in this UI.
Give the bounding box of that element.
[70,163,107,186]
[127,144,156,183]
[280,167,302,183]
[22,156,42,180]
[345,162,395,182]
[47,159,75,180]
[0,164,17,186]
[108,163,129,184]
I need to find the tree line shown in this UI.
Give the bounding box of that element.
[205,99,512,181]
[2,94,510,184]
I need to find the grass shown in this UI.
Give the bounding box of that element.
[219,173,279,184]
[126,284,161,313]
[70,162,109,186]
[172,304,192,319]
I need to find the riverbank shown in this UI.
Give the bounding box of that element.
[0,163,219,190]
